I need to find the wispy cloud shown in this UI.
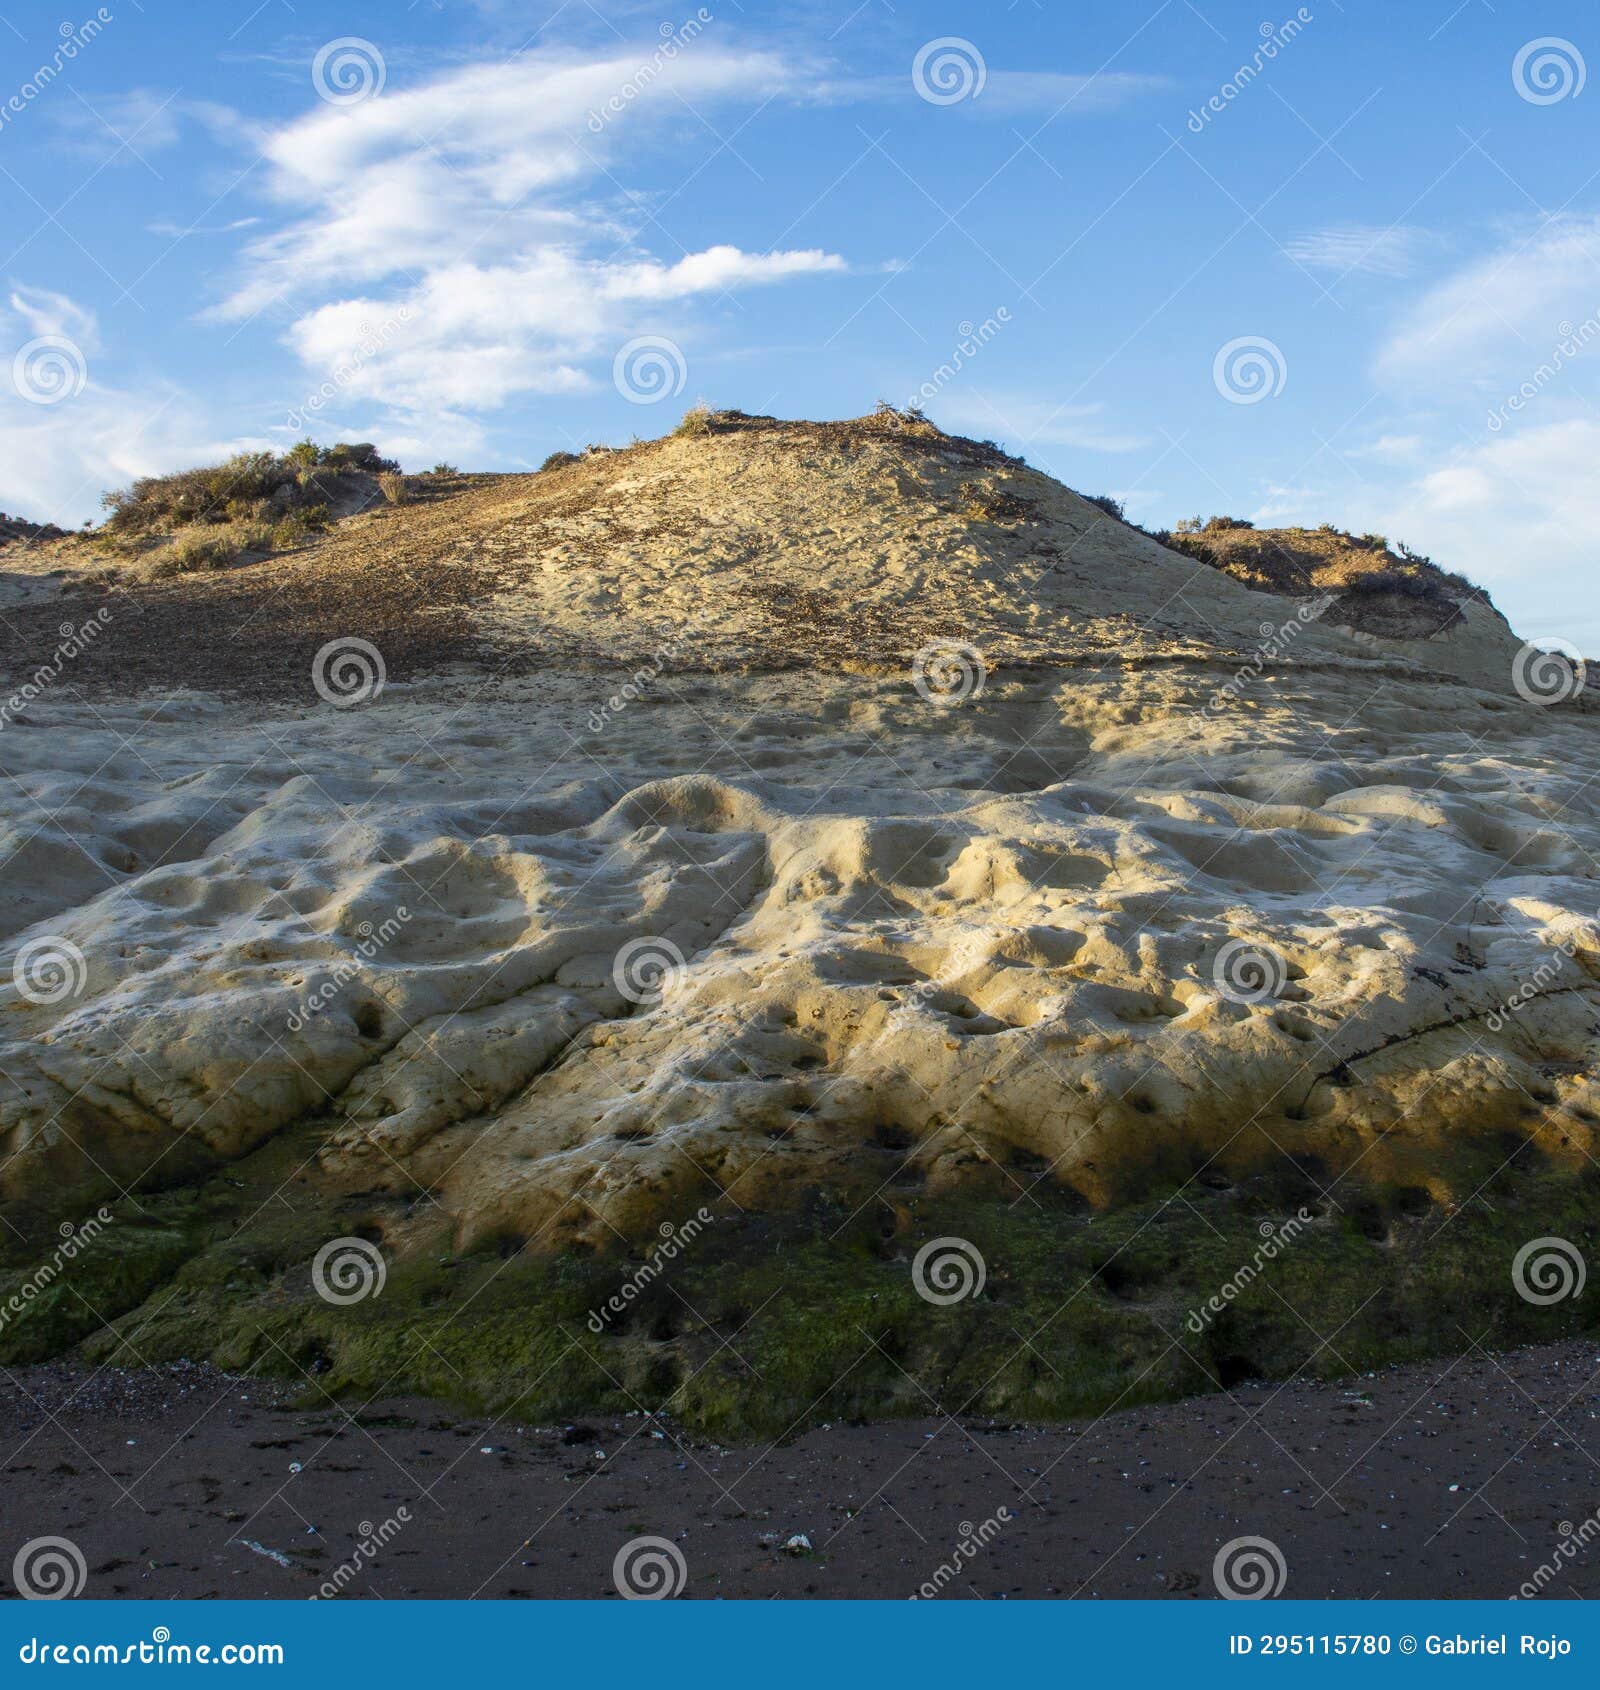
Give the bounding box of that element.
[8,283,100,350]
[0,287,252,524]
[288,246,845,413]
[146,216,261,237]
[213,45,850,421]
[1282,223,1434,279]
[1348,432,1424,462]
[934,393,1145,452]
[1346,417,1600,647]
[50,88,185,161]
[818,69,1168,114]
[1379,214,1600,385]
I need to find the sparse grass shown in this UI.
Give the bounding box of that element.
[429,462,459,476]
[161,527,246,575]
[377,470,408,506]
[673,404,713,438]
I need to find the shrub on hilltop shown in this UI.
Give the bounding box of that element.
[1083,493,1127,523]
[99,439,401,578]
[101,440,398,539]
[1152,514,1489,638]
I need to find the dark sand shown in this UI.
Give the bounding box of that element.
[3,1339,1597,1600]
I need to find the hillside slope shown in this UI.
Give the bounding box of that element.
[0,411,1526,694]
[0,411,1593,1431]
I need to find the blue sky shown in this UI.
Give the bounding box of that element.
[2,0,1598,644]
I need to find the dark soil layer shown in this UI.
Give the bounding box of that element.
[2,1340,1597,1599]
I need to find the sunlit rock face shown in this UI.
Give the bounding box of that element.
[2,414,1594,1258]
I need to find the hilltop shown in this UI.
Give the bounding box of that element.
[1,408,1525,695]
[0,409,1595,1436]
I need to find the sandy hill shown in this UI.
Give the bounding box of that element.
[0,410,1595,1432]
[0,409,1528,694]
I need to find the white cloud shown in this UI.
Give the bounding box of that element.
[1248,483,1331,525]
[933,393,1145,452]
[146,216,261,237]
[1348,432,1423,462]
[1337,419,1600,650]
[1379,214,1600,388]
[218,46,806,316]
[0,289,263,525]
[1282,223,1433,279]
[819,69,1167,114]
[281,245,844,420]
[215,45,850,419]
[1329,216,1600,650]
[976,70,1167,113]
[0,390,251,529]
[51,89,184,161]
[8,284,99,351]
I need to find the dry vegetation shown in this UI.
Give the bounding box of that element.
[98,440,400,578]
[1152,514,1486,638]
[0,408,1509,699]
[0,512,69,546]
